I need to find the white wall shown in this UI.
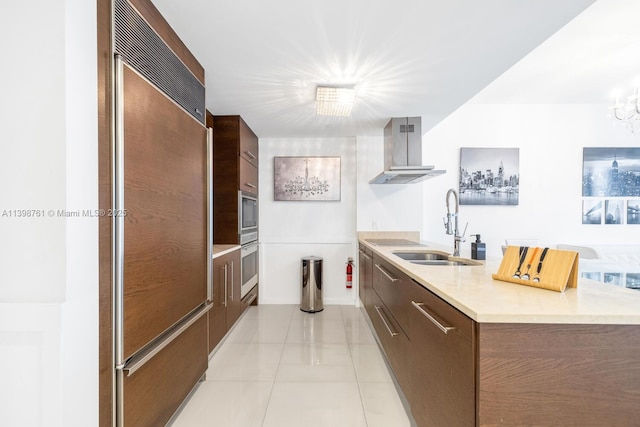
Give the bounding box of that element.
[0,1,98,426]
[259,137,357,304]
[421,103,639,259]
[355,135,425,233]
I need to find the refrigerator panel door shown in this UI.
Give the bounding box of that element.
[120,313,208,426]
[121,65,207,360]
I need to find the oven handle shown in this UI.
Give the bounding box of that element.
[241,241,258,255]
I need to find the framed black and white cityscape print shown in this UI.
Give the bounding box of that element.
[628,199,640,224]
[459,147,519,205]
[582,147,640,197]
[582,148,640,226]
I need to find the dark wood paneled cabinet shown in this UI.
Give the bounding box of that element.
[406,279,475,427]
[363,250,640,427]
[358,244,372,308]
[209,249,241,353]
[122,315,208,426]
[208,114,259,244]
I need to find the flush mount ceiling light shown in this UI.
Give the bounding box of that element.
[316,86,356,117]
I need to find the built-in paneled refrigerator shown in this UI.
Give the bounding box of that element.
[112,0,211,424]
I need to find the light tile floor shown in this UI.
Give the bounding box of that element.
[171,305,412,427]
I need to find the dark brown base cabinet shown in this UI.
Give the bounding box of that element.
[406,278,475,427]
[358,244,373,308]
[362,251,640,427]
[208,249,258,353]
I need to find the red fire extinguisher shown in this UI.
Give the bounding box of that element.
[346,257,354,289]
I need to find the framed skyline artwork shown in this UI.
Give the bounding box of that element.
[459,147,519,205]
[273,156,341,201]
[582,147,640,197]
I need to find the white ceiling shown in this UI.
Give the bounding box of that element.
[151,0,600,138]
[471,0,640,105]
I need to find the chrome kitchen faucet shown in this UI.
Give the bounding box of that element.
[444,188,467,257]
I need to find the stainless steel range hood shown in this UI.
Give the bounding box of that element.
[369,117,446,184]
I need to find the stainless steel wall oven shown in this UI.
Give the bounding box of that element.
[240,241,258,298]
[238,190,258,245]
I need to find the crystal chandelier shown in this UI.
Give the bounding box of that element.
[610,87,640,133]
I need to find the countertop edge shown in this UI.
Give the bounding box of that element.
[359,238,640,325]
[212,244,241,259]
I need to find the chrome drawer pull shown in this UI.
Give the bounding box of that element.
[244,150,257,159]
[411,301,454,334]
[244,182,257,188]
[223,264,228,307]
[374,264,398,283]
[230,261,234,301]
[374,305,399,337]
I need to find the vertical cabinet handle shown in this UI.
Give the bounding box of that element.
[375,264,398,283]
[113,54,126,369]
[206,128,213,302]
[411,301,455,334]
[374,306,399,337]
[230,261,234,301]
[223,264,228,307]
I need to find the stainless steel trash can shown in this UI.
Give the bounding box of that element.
[300,256,323,313]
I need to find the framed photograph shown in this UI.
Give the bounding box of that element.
[628,199,640,224]
[604,272,623,287]
[582,147,640,197]
[582,200,602,224]
[581,271,602,281]
[604,199,624,224]
[459,147,519,205]
[627,273,640,290]
[274,156,341,201]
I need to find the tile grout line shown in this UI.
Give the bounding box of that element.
[259,305,295,427]
[344,306,371,427]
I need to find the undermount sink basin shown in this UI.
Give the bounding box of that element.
[393,251,449,261]
[392,251,481,266]
[409,259,479,266]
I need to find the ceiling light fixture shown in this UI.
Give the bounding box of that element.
[316,86,356,117]
[610,86,640,134]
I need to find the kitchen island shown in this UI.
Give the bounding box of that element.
[358,232,640,427]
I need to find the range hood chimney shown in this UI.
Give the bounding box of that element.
[369,117,446,184]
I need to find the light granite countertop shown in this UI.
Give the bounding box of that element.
[358,232,640,325]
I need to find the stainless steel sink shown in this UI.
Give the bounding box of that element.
[409,259,479,266]
[393,252,449,261]
[392,251,481,266]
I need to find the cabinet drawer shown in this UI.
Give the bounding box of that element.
[372,258,412,333]
[369,290,411,389]
[122,314,208,426]
[408,281,473,341]
[239,157,258,195]
[407,282,475,427]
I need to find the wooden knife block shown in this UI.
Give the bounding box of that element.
[492,246,579,292]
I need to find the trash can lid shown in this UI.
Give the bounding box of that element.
[302,256,323,261]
